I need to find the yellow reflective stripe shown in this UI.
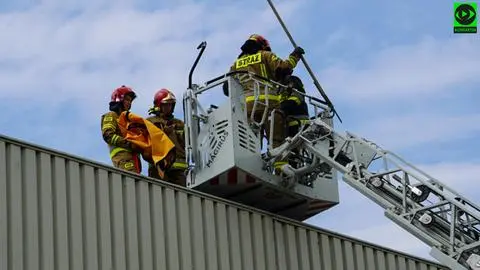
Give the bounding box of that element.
[124,162,134,169]
[236,52,262,69]
[102,123,116,131]
[103,116,114,122]
[260,64,267,78]
[111,134,120,144]
[287,96,301,105]
[274,161,288,169]
[288,55,297,68]
[171,162,188,169]
[110,147,130,158]
[103,123,116,129]
[245,94,280,102]
[175,129,184,134]
[288,119,310,127]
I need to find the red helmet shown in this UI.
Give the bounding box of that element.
[248,34,271,51]
[111,85,136,102]
[153,88,176,107]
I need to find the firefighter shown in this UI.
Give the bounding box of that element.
[229,34,305,172]
[101,85,142,173]
[280,75,310,137]
[146,88,187,187]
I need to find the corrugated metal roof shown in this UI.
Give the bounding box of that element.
[0,134,448,269]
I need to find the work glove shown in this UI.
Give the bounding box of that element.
[290,46,305,58]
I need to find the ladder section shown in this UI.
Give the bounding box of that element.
[270,117,480,269]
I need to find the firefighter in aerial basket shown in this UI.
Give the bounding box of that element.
[280,75,310,137]
[228,34,305,172]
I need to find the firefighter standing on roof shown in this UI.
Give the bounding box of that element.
[101,86,142,173]
[146,88,187,187]
[229,34,305,171]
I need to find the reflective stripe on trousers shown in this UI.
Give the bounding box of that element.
[274,161,288,169]
[245,94,281,103]
[171,162,188,170]
[288,119,310,127]
[109,147,130,159]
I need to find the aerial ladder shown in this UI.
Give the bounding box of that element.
[182,45,480,270]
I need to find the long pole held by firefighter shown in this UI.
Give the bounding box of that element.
[266,0,342,123]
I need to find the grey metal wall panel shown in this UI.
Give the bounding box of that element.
[0,135,449,270]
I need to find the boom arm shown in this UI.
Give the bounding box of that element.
[269,117,480,270]
[184,68,480,269]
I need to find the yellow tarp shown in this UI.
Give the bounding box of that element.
[117,111,175,167]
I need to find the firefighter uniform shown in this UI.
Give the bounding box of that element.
[280,76,310,137]
[101,111,141,173]
[229,35,305,173]
[229,39,303,150]
[146,115,187,186]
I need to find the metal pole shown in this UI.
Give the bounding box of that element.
[188,41,207,89]
[266,0,342,123]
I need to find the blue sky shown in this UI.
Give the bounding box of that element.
[1,0,479,262]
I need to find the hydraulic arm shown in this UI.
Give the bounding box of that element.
[268,116,480,270]
[183,55,479,268]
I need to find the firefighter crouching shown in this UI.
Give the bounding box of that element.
[146,88,187,187]
[229,34,305,172]
[277,75,312,171]
[101,86,142,173]
[280,75,310,137]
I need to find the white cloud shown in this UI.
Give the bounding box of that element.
[354,112,480,150]
[319,36,480,103]
[0,0,302,109]
[418,162,480,199]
